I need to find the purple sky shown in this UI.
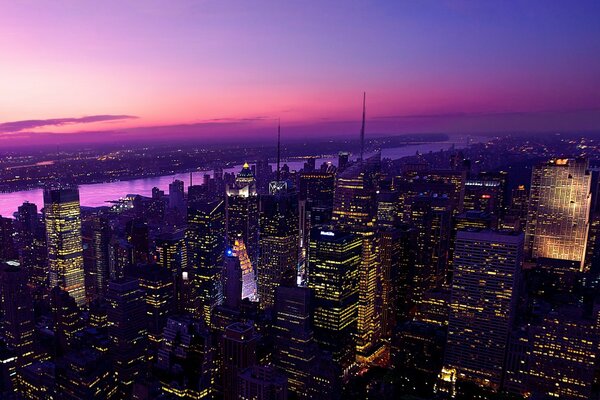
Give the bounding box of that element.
[1,0,600,146]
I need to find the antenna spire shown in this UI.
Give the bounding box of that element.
[277,119,281,182]
[360,92,366,162]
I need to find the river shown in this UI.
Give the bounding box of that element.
[0,137,480,217]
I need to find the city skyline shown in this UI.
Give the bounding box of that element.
[2,3,600,399]
[2,1,600,146]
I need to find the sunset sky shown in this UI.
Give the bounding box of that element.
[1,0,600,145]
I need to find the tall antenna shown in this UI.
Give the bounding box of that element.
[277,119,281,182]
[360,92,366,162]
[190,171,193,187]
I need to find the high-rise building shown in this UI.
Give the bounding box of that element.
[0,262,36,382]
[525,158,591,270]
[107,278,148,396]
[15,202,47,289]
[156,316,214,399]
[527,307,596,400]
[187,199,225,325]
[441,230,523,391]
[0,216,17,261]
[125,219,150,265]
[331,154,379,231]
[155,230,190,312]
[133,264,175,356]
[258,190,299,310]
[226,164,259,268]
[273,272,315,397]
[308,227,361,373]
[168,179,185,211]
[87,215,112,300]
[405,195,452,298]
[239,365,288,400]
[55,350,118,400]
[222,322,259,400]
[44,187,86,307]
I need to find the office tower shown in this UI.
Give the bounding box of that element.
[44,187,86,307]
[156,316,214,399]
[55,350,118,400]
[525,158,591,270]
[155,230,190,313]
[501,184,529,231]
[222,251,243,310]
[0,262,36,378]
[222,322,259,400]
[18,361,55,400]
[308,228,361,373]
[376,228,404,339]
[331,154,379,231]
[15,202,46,288]
[83,215,112,300]
[226,164,260,268]
[0,216,17,261]
[108,237,132,280]
[338,152,349,171]
[463,179,504,215]
[186,199,225,325]
[355,231,384,364]
[125,219,150,265]
[397,169,467,215]
[50,286,84,354]
[239,365,288,400]
[107,278,148,396]
[442,230,523,391]
[526,307,596,399]
[298,171,335,277]
[299,172,335,209]
[447,210,495,284]
[258,189,299,310]
[273,272,315,396]
[134,264,175,356]
[169,179,185,211]
[406,195,452,297]
[376,190,401,227]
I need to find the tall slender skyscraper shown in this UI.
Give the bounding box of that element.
[0,262,36,376]
[258,190,299,310]
[525,158,591,270]
[442,230,523,391]
[308,227,361,373]
[187,199,225,325]
[107,278,148,397]
[44,187,86,307]
[226,164,260,268]
[273,272,315,397]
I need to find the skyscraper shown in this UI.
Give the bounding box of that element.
[226,164,260,268]
[308,227,361,373]
[273,272,315,397]
[187,199,225,325]
[442,230,523,391]
[525,158,591,270]
[107,278,148,396]
[258,189,299,310]
[44,187,86,307]
[0,262,36,379]
[238,365,288,400]
[331,154,379,231]
[168,179,185,211]
[222,322,259,400]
